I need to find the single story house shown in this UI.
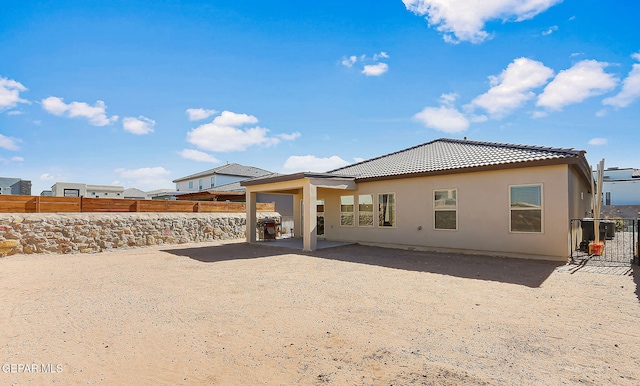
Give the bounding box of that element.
[242,138,593,261]
[49,182,124,198]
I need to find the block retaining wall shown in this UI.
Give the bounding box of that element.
[0,212,278,257]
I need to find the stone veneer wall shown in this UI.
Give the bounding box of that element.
[0,212,278,257]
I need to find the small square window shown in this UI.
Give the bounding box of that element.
[510,185,542,233]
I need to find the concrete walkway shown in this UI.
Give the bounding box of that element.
[253,237,354,250]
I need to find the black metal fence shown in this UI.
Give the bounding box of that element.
[570,218,639,266]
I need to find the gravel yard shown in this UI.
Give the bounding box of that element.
[1,240,639,385]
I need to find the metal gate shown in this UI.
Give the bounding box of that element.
[570,218,639,266]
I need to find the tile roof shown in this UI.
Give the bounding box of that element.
[328,138,587,180]
[173,163,273,182]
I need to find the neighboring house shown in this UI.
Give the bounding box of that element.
[0,177,32,195]
[597,167,640,205]
[123,188,149,200]
[177,176,294,222]
[146,189,180,200]
[50,182,124,198]
[243,138,592,261]
[173,163,273,193]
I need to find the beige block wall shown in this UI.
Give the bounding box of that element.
[320,164,584,261]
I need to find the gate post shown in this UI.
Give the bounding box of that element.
[636,219,639,266]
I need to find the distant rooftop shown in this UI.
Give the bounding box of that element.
[173,163,273,183]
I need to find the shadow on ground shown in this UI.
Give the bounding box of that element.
[165,242,562,288]
[313,244,563,288]
[162,242,298,262]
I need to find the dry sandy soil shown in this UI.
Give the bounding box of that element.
[1,240,639,385]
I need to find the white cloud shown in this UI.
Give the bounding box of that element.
[632,52,640,61]
[342,52,390,76]
[413,105,469,133]
[373,51,389,60]
[602,64,640,108]
[41,96,118,126]
[283,155,350,172]
[469,114,488,123]
[179,149,220,163]
[186,108,218,121]
[212,110,259,126]
[187,110,297,152]
[588,137,608,146]
[531,110,548,118]
[541,25,558,36]
[122,116,155,135]
[341,55,358,67]
[0,134,19,150]
[40,173,57,181]
[278,132,302,141]
[0,155,24,164]
[470,57,554,117]
[362,63,389,76]
[537,60,618,110]
[439,92,459,106]
[402,0,562,43]
[114,166,172,189]
[0,77,29,111]
[7,110,23,115]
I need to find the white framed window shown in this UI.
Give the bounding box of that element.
[358,194,374,227]
[210,177,215,187]
[509,184,543,233]
[434,189,457,230]
[198,179,203,190]
[378,193,396,227]
[340,196,354,226]
[188,181,193,189]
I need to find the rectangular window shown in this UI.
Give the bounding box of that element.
[378,193,396,227]
[358,194,374,227]
[211,177,215,187]
[198,179,203,190]
[434,189,457,230]
[188,181,193,189]
[340,196,354,226]
[605,192,611,206]
[63,189,80,198]
[510,184,542,233]
[176,183,180,191]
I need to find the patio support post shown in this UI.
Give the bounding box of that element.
[246,190,257,244]
[293,192,302,238]
[302,183,317,251]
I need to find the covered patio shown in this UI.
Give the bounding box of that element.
[242,172,357,251]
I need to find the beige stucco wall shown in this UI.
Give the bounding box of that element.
[318,164,587,261]
[567,166,593,251]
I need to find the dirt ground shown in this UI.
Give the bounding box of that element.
[1,240,639,385]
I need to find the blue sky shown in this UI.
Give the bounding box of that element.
[1,0,639,194]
